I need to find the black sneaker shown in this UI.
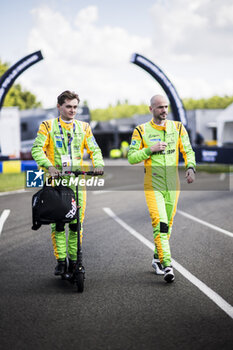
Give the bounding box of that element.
[54,259,67,276]
[164,266,175,283]
[68,259,77,273]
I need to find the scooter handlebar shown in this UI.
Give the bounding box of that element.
[65,170,104,177]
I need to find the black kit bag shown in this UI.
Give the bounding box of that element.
[32,181,77,231]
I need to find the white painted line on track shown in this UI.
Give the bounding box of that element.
[219,173,226,181]
[103,207,233,320]
[177,210,233,238]
[0,209,10,236]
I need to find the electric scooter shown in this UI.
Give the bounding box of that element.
[62,170,101,293]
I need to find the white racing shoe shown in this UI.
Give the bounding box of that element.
[164,266,175,283]
[152,257,164,275]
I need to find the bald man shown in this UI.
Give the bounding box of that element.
[128,95,195,283]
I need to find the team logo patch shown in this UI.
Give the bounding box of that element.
[131,140,136,145]
[150,138,161,142]
[56,140,63,148]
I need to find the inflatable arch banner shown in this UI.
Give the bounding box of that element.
[131,53,187,127]
[0,50,44,110]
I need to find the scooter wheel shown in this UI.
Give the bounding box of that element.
[76,273,84,293]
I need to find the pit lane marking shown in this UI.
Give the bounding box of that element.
[96,189,233,238]
[0,210,11,237]
[177,210,233,238]
[103,207,233,320]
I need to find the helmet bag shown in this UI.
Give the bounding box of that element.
[32,183,77,230]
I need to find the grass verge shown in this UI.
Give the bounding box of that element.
[196,164,232,173]
[0,172,26,192]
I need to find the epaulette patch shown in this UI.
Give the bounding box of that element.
[42,121,50,132]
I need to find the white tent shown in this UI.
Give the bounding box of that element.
[0,107,20,158]
[217,102,233,147]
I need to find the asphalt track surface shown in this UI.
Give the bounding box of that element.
[0,170,233,350]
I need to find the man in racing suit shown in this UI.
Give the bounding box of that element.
[31,90,104,275]
[128,95,195,283]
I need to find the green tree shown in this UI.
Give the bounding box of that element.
[0,59,42,109]
[183,95,233,110]
[91,96,233,121]
[91,101,149,121]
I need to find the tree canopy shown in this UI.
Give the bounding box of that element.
[183,95,233,110]
[90,95,233,121]
[91,101,149,121]
[0,59,42,109]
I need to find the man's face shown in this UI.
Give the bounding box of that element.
[150,97,168,122]
[57,98,79,121]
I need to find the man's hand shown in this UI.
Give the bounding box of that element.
[185,168,195,184]
[48,166,61,178]
[93,167,104,175]
[150,142,167,153]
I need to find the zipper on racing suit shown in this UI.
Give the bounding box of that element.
[163,130,168,191]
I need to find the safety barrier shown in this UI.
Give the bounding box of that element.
[0,160,38,173]
[1,146,233,174]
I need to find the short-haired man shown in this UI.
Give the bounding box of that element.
[32,90,104,275]
[128,94,195,283]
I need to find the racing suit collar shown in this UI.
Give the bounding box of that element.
[59,116,74,130]
[150,118,167,131]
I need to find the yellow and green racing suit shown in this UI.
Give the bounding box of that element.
[128,119,196,267]
[31,117,104,261]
